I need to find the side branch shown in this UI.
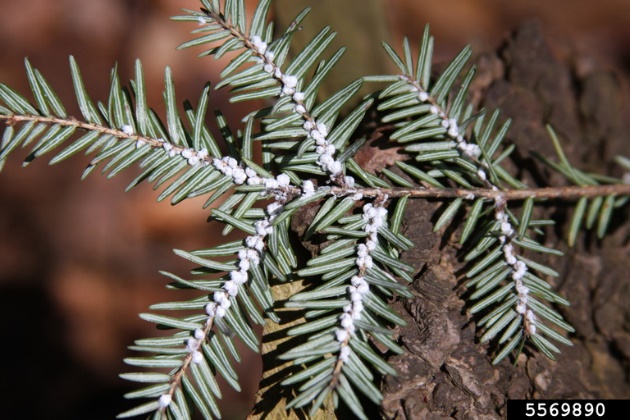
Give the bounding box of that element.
[330,184,630,201]
[2,114,170,149]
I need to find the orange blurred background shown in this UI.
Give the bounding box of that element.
[0,1,629,419]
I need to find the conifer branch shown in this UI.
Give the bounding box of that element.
[1,1,629,418]
[377,30,584,361]
[328,184,630,200]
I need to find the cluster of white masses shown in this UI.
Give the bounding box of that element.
[152,28,384,408]
[403,78,537,337]
[336,203,388,362]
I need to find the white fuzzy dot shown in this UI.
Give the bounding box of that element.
[419,92,429,102]
[339,345,350,363]
[191,350,203,364]
[302,180,315,197]
[232,168,247,184]
[276,173,291,187]
[356,282,369,295]
[246,249,260,264]
[158,394,172,408]
[186,338,199,352]
[245,236,264,252]
[264,178,279,190]
[121,124,133,135]
[213,291,227,304]
[283,75,298,88]
[465,144,481,158]
[363,256,373,269]
[194,328,205,341]
[205,303,216,316]
[311,130,326,145]
[335,328,349,342]
[526,309,536,323]
[351,276,364,287]
[501,222,514,237]
[329,160,342,175]
[223,280,239,296]
[238,259,250,272]
[318,154,334,167]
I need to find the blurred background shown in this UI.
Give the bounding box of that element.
[0,0,629,418]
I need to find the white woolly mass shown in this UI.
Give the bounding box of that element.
[223,280,239,296]
[336,203,388,364]
[121,124,133,135]
[204,171,283,322]
[215,306,227,318]
[191,350,204,364]
[158,394,172,409]
[204,302,216,316]
[339,345,350,363]
[401,76,537,336]
[186,338,199,353]
[155,136,216,167]
[335,329,349,342]
[250,35,267,55]
[295,104,306,115]
[248,33,350,181]
[194,328,205,341]
[494,199,537,335]
[213,155,255,184]
[277,173,291,187]
[301,180,315,197]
